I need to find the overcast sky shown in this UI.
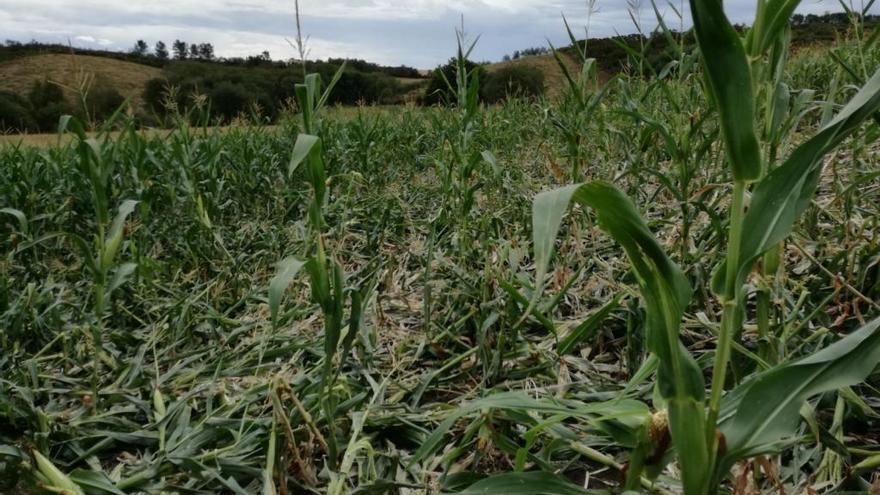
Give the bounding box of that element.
[0,0,869,69]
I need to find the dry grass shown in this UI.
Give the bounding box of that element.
[0,126,281,149]
[0,53,161,109]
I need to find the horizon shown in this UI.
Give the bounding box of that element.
[1,0,877,69]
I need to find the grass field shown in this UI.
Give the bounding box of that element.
[0,54,162,109]
[2,11,880,495]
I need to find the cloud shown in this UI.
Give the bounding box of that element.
[0,0,871,68]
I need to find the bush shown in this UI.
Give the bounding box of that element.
[84,82,125,122]
[0,91,36,132]
[143,78,170,114]
[481,66,545,103]
[209,81,251,122]
[28,80,70,131]
[332,70,403,105]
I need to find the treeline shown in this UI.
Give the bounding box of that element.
[503,11,880,73]
[0,39,422,79]
[143,59,422,125]
[0,40,428,132]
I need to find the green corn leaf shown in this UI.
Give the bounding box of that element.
[305,257,331,308]
[530,182,708,494]
[33,450,85,495]
[0,208,28,234]
[853,452,880,476]
[558,293,623,355]
[295,74,319,133]
[322,261,346,382]
[342,287,363,363]
[455,471,602,495]
[68,469,125,495]
[101,199,138,273]
[263,420,277,495]
[747,0,802,55]
[269,257,306,330]
[715,68,880,295]
[317,62,347,111]
[719,317,880,470]
[104,262,137,300]
[409,392,649,466]
[690,0,762,180]
[289,133,326,206]
[153,388,167,452]
[289,133,319,177]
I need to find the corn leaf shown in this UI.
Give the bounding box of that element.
[690,0,762,180]
[0,208,28,234]
[529,182,709,493]
[269,257,306,330]
[262,420,277,495]
[455,471,602,495]
[747,0,802,55]
[289,133,319,177]
[558,293,623,355]
[719,317,880,468]
[69,469,125,495]
[34,450,85,495]
[409,392,649,465]
[716,67,880,295]
[101,199,138,273]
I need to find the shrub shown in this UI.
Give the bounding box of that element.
[481,66,545,103]
[0,91,36,132]
[28,80,70,131]
[84,82,125,122]
[208,81,251,122]
[143,77,170,114]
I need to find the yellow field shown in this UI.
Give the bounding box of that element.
[0,53,162,109]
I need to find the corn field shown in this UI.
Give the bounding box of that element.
[2,4,880,494]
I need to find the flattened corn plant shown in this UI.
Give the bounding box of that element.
[1,5,880,495]
[411,1,880,494]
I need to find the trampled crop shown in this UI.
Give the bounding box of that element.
[1,2,880,493]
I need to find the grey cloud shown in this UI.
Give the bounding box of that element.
[0,0,869,68]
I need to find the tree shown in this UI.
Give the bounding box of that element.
[0,91,37,132]
[155,41,169,59]
[198,43,215,60]
[481,66,544,103]
[209,82,251,121]
[190,43,200,59]
[173,40,188,59]
[132,39,149,56]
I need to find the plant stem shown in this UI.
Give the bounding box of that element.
[706,179,747,460]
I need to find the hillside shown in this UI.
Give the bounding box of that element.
[0,54,162,109]
[486,52,607,99]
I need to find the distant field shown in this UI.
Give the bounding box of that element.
[0,106,407,148]
[0,127,187,148]
[0,53,162,108]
